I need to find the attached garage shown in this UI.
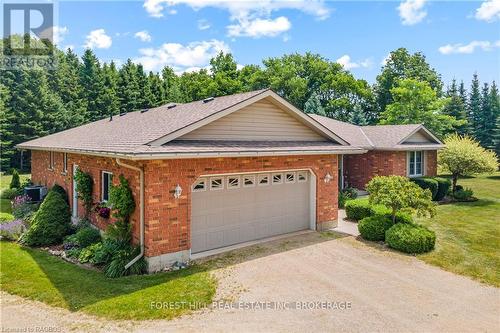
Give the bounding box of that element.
[191,170,315,253]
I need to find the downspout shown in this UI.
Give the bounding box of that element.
[115,158,145,269]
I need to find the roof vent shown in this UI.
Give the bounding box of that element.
[203,97,215,103]
[140,108,149,113]
[167,103,177,109]
[119,112,127,116]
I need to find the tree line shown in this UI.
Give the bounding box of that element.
[1,36,499,171]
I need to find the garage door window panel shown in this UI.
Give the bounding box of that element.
[297,171,308,182]
[285,172,296,183]
[210,177,224,190]
[227,176,240,189]
[258,174,270,186]
[243,175,255,187]
[192,178,207,192]
[272,173,283,184]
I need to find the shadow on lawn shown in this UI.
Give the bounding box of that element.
[25,230,348,311]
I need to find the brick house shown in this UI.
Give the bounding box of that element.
[18,89,442,271]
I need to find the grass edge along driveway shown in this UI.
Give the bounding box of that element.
[0,241,216,320]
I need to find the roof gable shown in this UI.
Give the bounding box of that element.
[178,98,327,142]
[399,127,441,145]
[148,90,348,146]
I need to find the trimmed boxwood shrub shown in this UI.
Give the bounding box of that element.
[51,184,69,203]
[20,190,71,246]
[358,215,394,241]
[345,199,372,221]
[74,226,101,248]
[385,223,436,254]
[410,177,438,200]
[434,177,451,201]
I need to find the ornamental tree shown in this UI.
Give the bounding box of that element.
[438,134,498,191]
[366,176,435,224]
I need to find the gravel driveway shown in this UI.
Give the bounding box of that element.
[2,232,499,332]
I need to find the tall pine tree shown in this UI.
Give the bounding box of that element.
[468,73,482,139]
[117,59,140,113]
[443,79,468,135]
[304,92,326,116]
[80,49,107,121]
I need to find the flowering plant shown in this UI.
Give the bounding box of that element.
[0,219,27,240]
[94,202,111,219]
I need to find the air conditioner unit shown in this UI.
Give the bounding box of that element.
[24,185,48,202]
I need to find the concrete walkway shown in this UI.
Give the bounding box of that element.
[333,209,360,236]
[2,233,499,333]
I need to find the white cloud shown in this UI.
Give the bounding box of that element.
[198,19,211,30]
[135,30,152,42]
[336,55,372,70]
[228,16,291,38]
[143,0,329,38]
[475,0,500,22]
[133,39,230,72]
[52,26,68,45]
[84,29,112,49]
[438,40,500,54]
[397,0,427,25]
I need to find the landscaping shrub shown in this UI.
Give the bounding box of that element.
[74,169,93,218]
[9,169,20,189]
[434,177,451,201]
[91,238,128,265]
[66,247,82,258]
[410,177,439,200]
[63,234,79,250]
[0,212,14,223]
[1,188,20,200]
[0,219,26,240]
[392,211,414,224]
[338,187,358,208]
[385,223,436,254]
[104,246,147,278]
[51,184,69,203]
[345,199,373,221]
[20,190,71,246]
[78,242,103,263]
[452,187,475,201]
[358,215,394,241]
[74,227,101,248]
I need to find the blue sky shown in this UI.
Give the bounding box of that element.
[25,1,500,85]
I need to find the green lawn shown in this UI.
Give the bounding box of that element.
[0,241,216,320]
[417,172,500,287]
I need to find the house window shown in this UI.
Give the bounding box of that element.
[227,176,240,189]
[243,175,255,187]
[62,153,68,173]
[285,172,296,183]
[408,151,423,177]
[49,151,54,170]
[272,173,283,184]
[192,178,206,192]
[210,177,224,190]
[257,174,269,186]
[297,171,308,182]
[101,171,113,201]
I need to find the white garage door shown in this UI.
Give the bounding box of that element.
[191,170,312,254]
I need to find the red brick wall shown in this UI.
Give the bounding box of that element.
[343,150,439,190]
[425,150,437,177]
[31,151,338,258]
[343,151,407,190]
[31,151,142,239]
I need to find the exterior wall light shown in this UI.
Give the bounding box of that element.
[174,184,182,198]
[324,173,333,183]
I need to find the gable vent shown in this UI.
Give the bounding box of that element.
[167,103,177,109]
[203,97,215,103]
